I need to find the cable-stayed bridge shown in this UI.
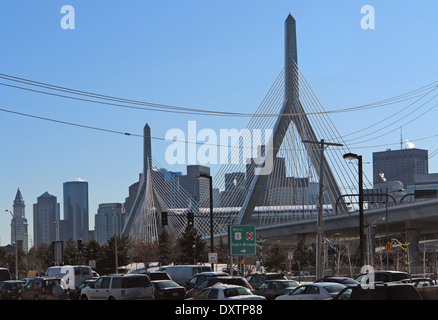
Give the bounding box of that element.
[122,14,438,268]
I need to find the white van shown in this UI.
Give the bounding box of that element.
[44,265,93,290]
[80,274,153,300]
[159,265,212,285]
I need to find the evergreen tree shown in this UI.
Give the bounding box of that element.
[64,238,78,265]
[99,235,132,274]
[264,243,288,272]
[158,228,172,265]
[176,226,208,264]
[215,236,229,264]
[292,240,316,270]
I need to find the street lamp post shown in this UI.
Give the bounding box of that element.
[343,153,365,267]
[5,209,18,280]
[113,207,118,274]
[366,217,385,266]
[197,173,214,270]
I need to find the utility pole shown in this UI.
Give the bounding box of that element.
[303,139,343,280]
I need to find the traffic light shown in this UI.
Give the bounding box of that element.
[77,239,83,255]
[187,212,194,227]
[192,235,196,249]
[161,212,168,226]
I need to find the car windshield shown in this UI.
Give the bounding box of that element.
[223,287,252,297]
[155,281,180,288]
[282,280,299,287]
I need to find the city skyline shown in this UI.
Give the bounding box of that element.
[2,1,438,245]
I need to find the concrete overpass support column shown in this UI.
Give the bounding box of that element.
[407,228,420,275]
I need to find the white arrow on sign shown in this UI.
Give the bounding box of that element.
[241,249,247,253]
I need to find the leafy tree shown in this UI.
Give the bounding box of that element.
[130,241,159,268]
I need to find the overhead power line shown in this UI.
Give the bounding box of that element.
[0,72,437,118]
[3,105,435,152]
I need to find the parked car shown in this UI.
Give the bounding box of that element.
[158,265,212,285]
[334,283,423,300]
[399,277,435,288]
[314,276,359,285]
[140,271,172,281]
[80,274,153,300]
[44,265,94,290]
[18,277,69,300]
[398,278,438,300]
[69,279,96,300]
[186,276,253,298]
[185,272,228,290]
[354,270,409,284]
[190,283,266,300]
[275,282,346,300]
[0,280,25,300]
[245,273,287,289]
[152,280,186,300]
[253,279,299,300]
[0,268,11,281]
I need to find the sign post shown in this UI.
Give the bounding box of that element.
[230,225,256,256]
[229,225,256,277]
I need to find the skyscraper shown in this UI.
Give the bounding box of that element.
[33,192,60,247]
[63,180,89,242]
[373,148,429,188]
[94,203,126,245]
[11,188,29,252]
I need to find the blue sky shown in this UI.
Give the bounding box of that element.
[1,1,438,247]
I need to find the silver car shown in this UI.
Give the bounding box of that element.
[275,282,346,300]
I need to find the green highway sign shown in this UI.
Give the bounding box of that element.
[230,225,256,256]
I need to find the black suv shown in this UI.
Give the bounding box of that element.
[335,283,422,300]
[355,271,410,283]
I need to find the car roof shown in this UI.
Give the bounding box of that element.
[248,272,284,276]
[34,276,63,280]
[104,273,148,277]
[302,282,346,288]
[195,272,228,276]
[211,283,247,289]
[264,279,294,282]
